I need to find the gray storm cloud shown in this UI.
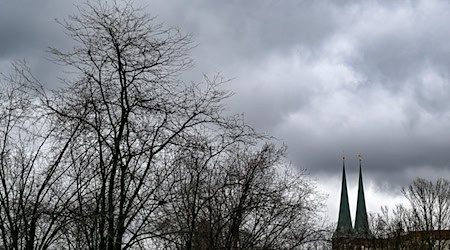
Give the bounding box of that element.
[2,0,450,208]
[146,0,450,189]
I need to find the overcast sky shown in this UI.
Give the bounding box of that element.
[2,0,450,221]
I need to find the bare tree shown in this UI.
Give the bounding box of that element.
[369,205,415,249]
[402,178,450,249]
[2,1,330,250]
[370,178,450,249]
[0,66,80,250]
[21,1,255,250]
[159,143,327,250]
[223,145,327,250]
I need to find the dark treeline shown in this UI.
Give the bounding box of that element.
[0,1,329,249]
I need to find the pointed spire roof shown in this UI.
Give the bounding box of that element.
[333,157,353,238]
[354,154,371,238]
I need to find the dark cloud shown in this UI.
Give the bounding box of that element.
[0,1,72,56]
[3,0,450,215]
[0,0,79,85]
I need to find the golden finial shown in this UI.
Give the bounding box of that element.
[358,153,362,161]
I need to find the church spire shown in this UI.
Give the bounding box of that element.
[354,154,371,238]
[333,156,353,238]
